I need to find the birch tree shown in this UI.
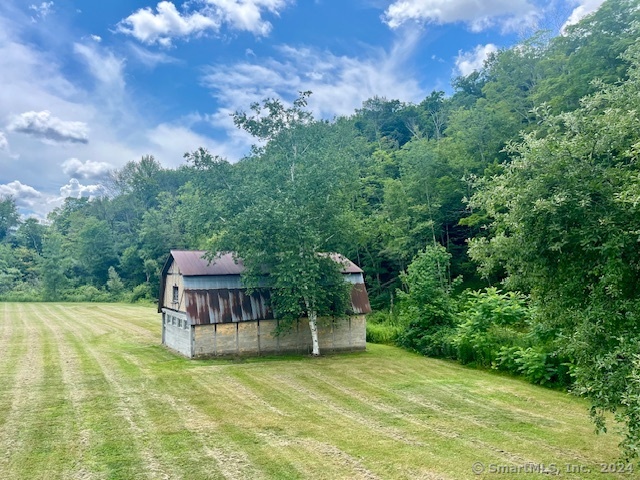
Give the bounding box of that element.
[202,93,359,355]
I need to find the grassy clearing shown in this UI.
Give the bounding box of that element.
[0,303,632,479]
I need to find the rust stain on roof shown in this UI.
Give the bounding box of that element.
[185,289,274,324]
[160,250,371,317]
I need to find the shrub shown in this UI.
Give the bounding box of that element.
[366,322,403,344]
[397,245,460,357]
[454,288,530,367]
[64,285,111,302]
[129,283,154,303]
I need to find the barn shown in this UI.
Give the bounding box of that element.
[158,250,371,358]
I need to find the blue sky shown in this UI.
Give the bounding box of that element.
[0,0,604,218]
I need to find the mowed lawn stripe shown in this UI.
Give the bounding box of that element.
[32,303,104,480]
[61,304,251,480]
[0,303,631,479]
[92,304,160,338]
[221,367,445,479]
[0,303,26,427]
[300,364,588,464]
[185,370,352,479]
[327,347,613,460]
[121,343,315,479]
[43,304,162,479]
[8,304,86,480]
[0,303,48,478]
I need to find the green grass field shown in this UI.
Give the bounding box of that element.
[0,303,633,479]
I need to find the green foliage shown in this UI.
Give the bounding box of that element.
[454,288,529,366]
[397,245,459,357]
[0,3,638,456]
[0,196,20,242]
[468,42,640,456]
[40,232,70,301]
[366,310,404,345]
[209,94,359,353]
[63,285,111,302]
[106,266,125,300]
[366,322,403,344]
[128,283,155,303]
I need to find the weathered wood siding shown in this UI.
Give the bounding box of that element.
[188,315,366,358]
[162,310,192,357]
[163,259,185,312]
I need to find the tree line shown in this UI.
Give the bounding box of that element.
[1,0,640,458]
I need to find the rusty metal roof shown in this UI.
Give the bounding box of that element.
[182,284,370,325]
[169,250,364,276]
[159,250,370,316]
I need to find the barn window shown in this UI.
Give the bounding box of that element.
[172,286,179,304]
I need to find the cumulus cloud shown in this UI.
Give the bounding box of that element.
[7,110,89,144]
[561,0,605,33]
[117,0,292,45]
[203,0,291,36]
[0,181,43,208]
[90,34,102,42]
[201,33,426,128]
[59,178,106,200]
[0,131,8,150]
[455,43,499,76]
[29,2,54,20]
[116,1,220,46]
[61,158,112,180]
[383,0,539,32]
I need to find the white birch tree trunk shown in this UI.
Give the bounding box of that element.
[307,308,320,356]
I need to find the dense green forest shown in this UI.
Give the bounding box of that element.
[2,0,640,457]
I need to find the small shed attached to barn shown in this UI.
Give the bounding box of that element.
[159,250,371,358]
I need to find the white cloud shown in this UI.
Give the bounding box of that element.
[116,1,220,46]
[73,43,126,92]
[561,0,605,33]
[90,34,102,42]
[203,0,291,36]
[61,158,112,180]
[128,43,179,68]
[0,7,225,218]
[59,178,106,200]
[383,0,539,32]
[455,43,499,76]
[146,122,245,166]
[29,2,54,20]
[0,131,8,150]
[7,110,89,144]
[201,33,426,128]
[117,0,292,45]
[0,181,42,208]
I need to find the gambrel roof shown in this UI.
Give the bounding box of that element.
[168,250,364,276]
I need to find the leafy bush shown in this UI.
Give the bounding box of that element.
[396,245,460,357]
[0,282,42,302]
[64,285,112,302]
[454,288,529,367]
[366,322,403,344]
[128,283,155,303]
